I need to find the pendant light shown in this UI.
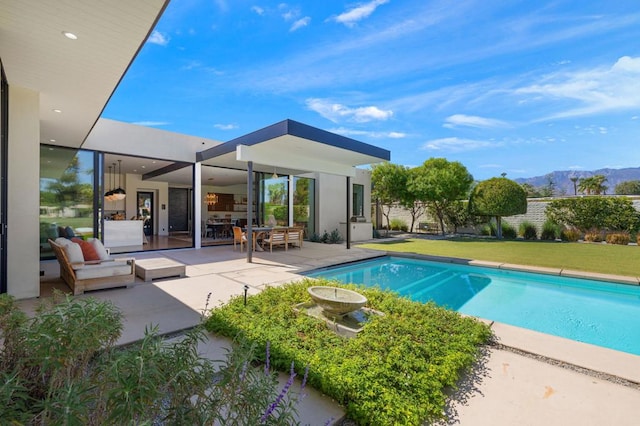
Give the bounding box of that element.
[112,159,126,200]
[104,165,114,201]
[271,166,278,180]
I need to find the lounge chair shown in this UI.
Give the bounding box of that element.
[49,238,135,295]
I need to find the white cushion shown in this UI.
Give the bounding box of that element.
[54,237,72,247]
[88,238,110,261]
[62,242,84,264]
[74,260,132,280]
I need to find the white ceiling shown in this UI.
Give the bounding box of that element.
[0,0,168,148]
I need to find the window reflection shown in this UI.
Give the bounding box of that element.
[40,147,95,259]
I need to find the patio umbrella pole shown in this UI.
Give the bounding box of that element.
[246,161,253,263]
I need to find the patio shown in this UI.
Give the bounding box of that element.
[29,242,640,425]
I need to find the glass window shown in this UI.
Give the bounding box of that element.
[353,184,364,217]
[293,177,315,238]
[260,173,289,226]
[40,147,96,259]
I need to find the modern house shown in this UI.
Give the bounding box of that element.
[0,1,390,299]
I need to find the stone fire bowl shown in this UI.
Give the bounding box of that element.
[307,286,367,316]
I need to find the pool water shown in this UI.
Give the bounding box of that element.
[306,256,640,356]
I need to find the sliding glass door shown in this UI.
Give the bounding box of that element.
[293,176,315,238]
[258,173,315,238]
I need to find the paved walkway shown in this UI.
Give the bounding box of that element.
[30,242,640,425]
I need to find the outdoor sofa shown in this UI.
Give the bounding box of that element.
[48,238,135,295]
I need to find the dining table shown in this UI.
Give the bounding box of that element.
[206,222,227,239]
[244,226,273,251]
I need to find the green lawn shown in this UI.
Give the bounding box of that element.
[358,237,640,277]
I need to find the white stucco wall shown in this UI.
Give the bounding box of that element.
[8,86,40,298]
[84,118,221,162]
[317,168,372,241]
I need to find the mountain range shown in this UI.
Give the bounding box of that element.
[514,167,640,195]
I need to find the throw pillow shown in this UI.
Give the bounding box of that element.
[63,242,84,264]
[65,226,76,239]
[88,238,110,261]
[71,238,100,261]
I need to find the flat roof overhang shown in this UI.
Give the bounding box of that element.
[197,119,390,177]
[0,0,169,148]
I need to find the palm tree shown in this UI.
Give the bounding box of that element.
[570,175,579,195]
[578,175,608,195]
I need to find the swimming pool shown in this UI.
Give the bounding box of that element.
[306,256,640,356]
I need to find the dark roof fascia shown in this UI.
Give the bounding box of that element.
[142,161,191,180]
[197,119,390,162]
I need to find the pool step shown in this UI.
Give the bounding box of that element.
[405,273,461,300]
[397,270,455,295]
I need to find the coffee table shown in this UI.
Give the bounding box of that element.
[135,258,186,282]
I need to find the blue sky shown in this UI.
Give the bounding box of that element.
[103,0,640,180]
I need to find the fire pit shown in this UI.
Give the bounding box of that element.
[307,286,367,317]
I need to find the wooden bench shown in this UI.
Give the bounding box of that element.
[49,239,135,295]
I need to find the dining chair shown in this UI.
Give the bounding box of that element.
[232,226,246,251]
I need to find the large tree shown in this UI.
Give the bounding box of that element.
[408,158,473,235]
[614,180,640,195]
[371,162,409,233]
[469,177,527,239]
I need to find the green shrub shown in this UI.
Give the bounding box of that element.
[205,279,492,425]
[606,232,630,245]
[479,222,496,236]
[584,230,604,243]
[546,196,640,233]
[389,218,407,231]
[518,221,538,240]
[540,220,560,240]
[0,293,303,425]
[560,228,581,242]
[501,222,517,239]
[328,229,343,244]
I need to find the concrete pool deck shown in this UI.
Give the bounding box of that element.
[29,242,640,425]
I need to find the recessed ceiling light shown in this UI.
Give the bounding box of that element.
[48,147,55,150]
[49,139,56,142]
[52,109,62,113]
[141,166,146,169]
[62,31,78,40]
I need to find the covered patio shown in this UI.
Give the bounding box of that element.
[194,119,390,261]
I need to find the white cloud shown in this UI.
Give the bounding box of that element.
[147,30,169,46]
[251,6,264,15]
[516,56,640,120]
[567,165,585,170]
[214,123,238,130]
[443,114,509,129]
[331,0,390,27]
[329,127,406,139]
[421,137,499,153]
[306,98,393,123]
[131,121,169,127]
[290,17,310,32]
